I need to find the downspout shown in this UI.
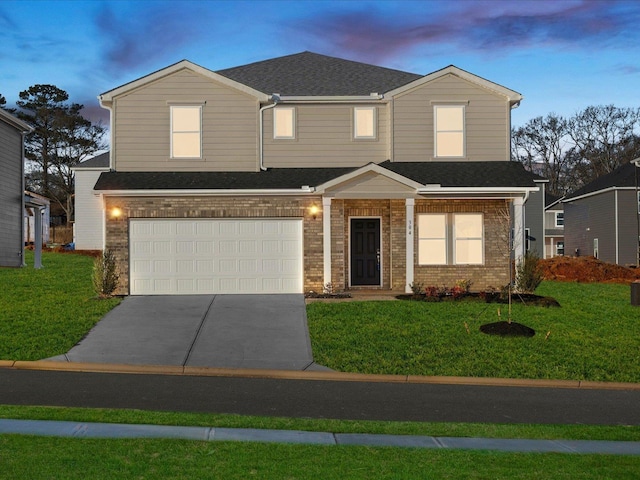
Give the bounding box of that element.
[259,94,279,171]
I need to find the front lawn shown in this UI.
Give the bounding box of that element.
[307,282,640,382]
[0,251,121,360]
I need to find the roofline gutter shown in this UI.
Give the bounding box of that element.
[276,94,384,103]
[94,187,316,197]
[417,186,538,195]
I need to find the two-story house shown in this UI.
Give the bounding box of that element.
[544,192,564,258]
[77,52,538,295]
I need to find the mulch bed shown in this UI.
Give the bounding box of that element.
[396,292,559,307]
[479,321,536,337]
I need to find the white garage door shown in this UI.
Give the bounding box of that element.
[129,219,303,295]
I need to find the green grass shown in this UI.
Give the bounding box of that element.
[0,251,121,360]
[307,282,640,382]
[2,435,639,480]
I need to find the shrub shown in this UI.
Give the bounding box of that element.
[409,282,424,296]
[515,251,543,293]
[92,249,119,298]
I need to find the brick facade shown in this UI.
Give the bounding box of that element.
[104,195,510,295]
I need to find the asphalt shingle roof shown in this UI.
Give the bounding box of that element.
[216,52,422,96]
[565,162,639,200]
[75,152,110,169]
[94,161,537,191]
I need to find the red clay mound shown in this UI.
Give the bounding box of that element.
[539,256,640,284]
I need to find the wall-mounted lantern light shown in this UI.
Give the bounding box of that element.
[309,205,320,220]
[111,207,123,220]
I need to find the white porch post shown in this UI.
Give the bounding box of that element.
[33,206,43,269]
[405,198,415,293]
[513,197,525,266]
[322,197,332,288]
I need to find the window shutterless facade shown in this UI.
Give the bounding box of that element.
[555,212,564,227]
[170,105,202,158]
[418,213,483,265]
[434,105,465,158]
[274,107,295,139]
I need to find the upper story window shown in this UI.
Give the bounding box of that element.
[274,107,295,139]
[354,107,376,139]
[434,105,465,158]
[171,105,202,158]
[555,212,564,227]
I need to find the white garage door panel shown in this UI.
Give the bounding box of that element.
[129,219,303,295]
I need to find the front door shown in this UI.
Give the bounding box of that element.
[350,218,381,286]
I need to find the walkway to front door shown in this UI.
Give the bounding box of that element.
[350,218,381,286]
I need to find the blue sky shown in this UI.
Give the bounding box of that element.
[1,0,639,129]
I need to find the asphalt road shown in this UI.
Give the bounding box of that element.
[2,369,639,425]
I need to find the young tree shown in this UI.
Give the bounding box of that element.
[15,85,106,225]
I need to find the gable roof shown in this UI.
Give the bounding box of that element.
[216,51,422,96]
[94,161,537,194]
[564,162,639,201]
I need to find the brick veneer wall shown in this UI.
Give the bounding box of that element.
[104,195,324,295]
[413,199,511,291]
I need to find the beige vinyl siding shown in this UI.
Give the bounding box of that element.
[393,74,510,162]
[113,69,259,172]
[325,171,416,199]
[263,104,388,168]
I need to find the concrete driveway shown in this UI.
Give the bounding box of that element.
[49,295,324,371]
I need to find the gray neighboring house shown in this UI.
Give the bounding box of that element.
[0,109,33,267]
[522,173,548,259]
[563,160,639,266]
[544,192,564,258]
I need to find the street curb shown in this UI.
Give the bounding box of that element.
[3,360,640,391]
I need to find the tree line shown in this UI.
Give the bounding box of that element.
[511,105,640,196]
[1,86,105,226]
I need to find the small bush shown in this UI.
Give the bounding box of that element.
[515,251,543,293]
[92,249,119,298]
[409,282,424,296]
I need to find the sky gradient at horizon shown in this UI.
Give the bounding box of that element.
[1,0,639,129]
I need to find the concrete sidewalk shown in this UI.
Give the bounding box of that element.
[1,418,639,455]
[48,294,321,370]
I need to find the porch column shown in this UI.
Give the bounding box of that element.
[405,198,415,293]
[33,206,43,269]
[513,197,525,266]
[322,197,332,287]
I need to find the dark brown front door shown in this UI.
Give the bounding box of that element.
[350,218,381,286]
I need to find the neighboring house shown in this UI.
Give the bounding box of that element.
[563,160,639,266]
[81,52,538,295]
[72,152,110,250]
[544,192,564,258]
[522,173,548,259]
[24,191,50,244]
[0,108,33,267]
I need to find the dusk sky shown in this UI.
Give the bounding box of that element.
[1,0,639,131]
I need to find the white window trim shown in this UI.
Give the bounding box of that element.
[170,105,202,159]
[353,106,377,140]
[556,241,565,255]
[453,213,484,265]
[273,107,296,139]
[434,105,465,158]
[555,212,564,227]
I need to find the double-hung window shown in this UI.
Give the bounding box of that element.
[353,107,376,139]
[434,105,465,157]
[171,105,202,158]
[274,107,295,139]
[418,213,483,265]
[555,212,564,227]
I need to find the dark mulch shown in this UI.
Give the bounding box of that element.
[479,321,536,337]
[396,292,560,307]
[305,291,352,299]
